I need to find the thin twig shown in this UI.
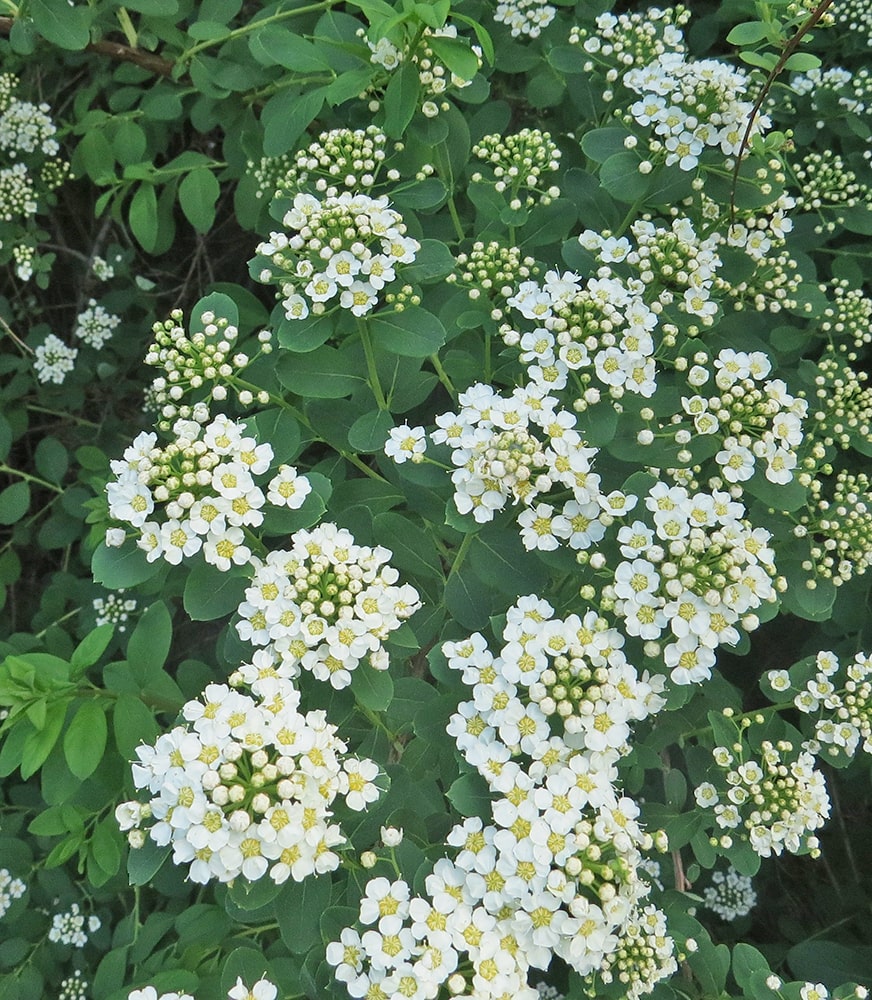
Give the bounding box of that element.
[729,0,836,224]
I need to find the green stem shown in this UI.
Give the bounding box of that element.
[429,352,457,400]
[356,701,405,758]
[0,463,63,494]
[243,73,336,106]
[679,701,794,744]
[34,607,81,640]
[26,403,100,428]
[447,531,474,580]
[434,141,465,243]
[358,318,388,411]
[177,0,337,63]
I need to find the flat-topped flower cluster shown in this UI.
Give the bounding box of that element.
[118,676,381,884]
[254,191,420,319]
[235,522,422,689]
[105,413,311,570]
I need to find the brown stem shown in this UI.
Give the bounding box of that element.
[0,16,175,77]
[729,0,836,224]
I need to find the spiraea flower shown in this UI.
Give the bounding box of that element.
[253,190,419,320]
[74,298,121,349]
[144,303,272,424]
[0,868,26,919]
[92,589,138,632]
[494,0,556,39]
[105,413,310,571]
[48,903,101,947]
[33,333,77,384]
[471,129,562,206]
[235,522,421,688]
[568,8,690,75]
[702,866,757,921]
[121,677,382,884]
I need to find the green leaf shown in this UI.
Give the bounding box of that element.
[250,26,331,71]
[446,771,492,820]
[178,168,220,232]
[383,62,421,139]
[599,152,649,203]
[390,178,448,212]
[30,0,92,49]
[183,564,249,621]
[351,665,394,712]
[262,88,326,157]
[373,513,444,581]
[277,875,332,953]
[368,307,446,358]
[0,482,29,525]
[70,623,114,676]
[113,694,158,760]
[733,943,771,989]
[20,702,67,780]
[426,35,479,82]
[581,127,632,164]
[347,410,394,453]
[129,183,159,252]
[276,344,365,398]
[34,437,68,483]
[726,21,773,45]
[783,52,821,72]
[128,602,173,675]
[63,701,108,780]
[275,313,335,353]
[127,838,170,886]
[252,409,301,464]
[91,541,161,590]
[786,941,872,989]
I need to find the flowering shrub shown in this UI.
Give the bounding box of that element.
[1,1,872,1000]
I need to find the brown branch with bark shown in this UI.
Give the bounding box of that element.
[0,16,175,77]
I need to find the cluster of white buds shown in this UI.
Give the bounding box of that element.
[568,8,689,76]
[494,0,556,39]
[799,470,872,585]
[809,352,872,450]
[447,241,539,318]
[254,191,419,320]
[696,738,829,858]
[471,129,562,205]
[105,414,311,571]
[235,522,420,689]
[58,970,88,1000]
[790,66,872,118]
[144,306,272,424]
[719,246,802,313]
[792,149,870,212]
[767,650,872,762]
[820,279,872,356]
[119,677,381,884]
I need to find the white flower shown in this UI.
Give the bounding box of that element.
[266,466,311,509]
[385,424,427,464]
[228,976,278,1000]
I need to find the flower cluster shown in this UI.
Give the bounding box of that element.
[623,53,768,171]
[254,191,419,320]
[0,868,25,919]
[33,332,77,385]
[640,347,808,488]
[494,0,556,39]
[798,470,872,585]
[119,676,381,884]
[144,306,272,428]
[568,8,689,77]
[48,903,101,947]
[471,129,562,206]
[695,738,830,858]
[422,380,609,538]
[280,126,397,198]
[92,589,138,632]
[791,149,870,213]
[0,72,68,280]
[105,414,311,571]
[235,522,421,689]
[127,982,277,1000]
[325,597,676,1000]
[364,23,482,118]
[819,279,872,357]
[808,352,872,451]
[59,970,88,1000]
[447,241,539,319]
[74,298,121,349]
[767,649,872,761]
[446,595,666,760]
[602,482,780,685]
[128,989,194,1000]
[790,66,872,119]
[702,866,757,921]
